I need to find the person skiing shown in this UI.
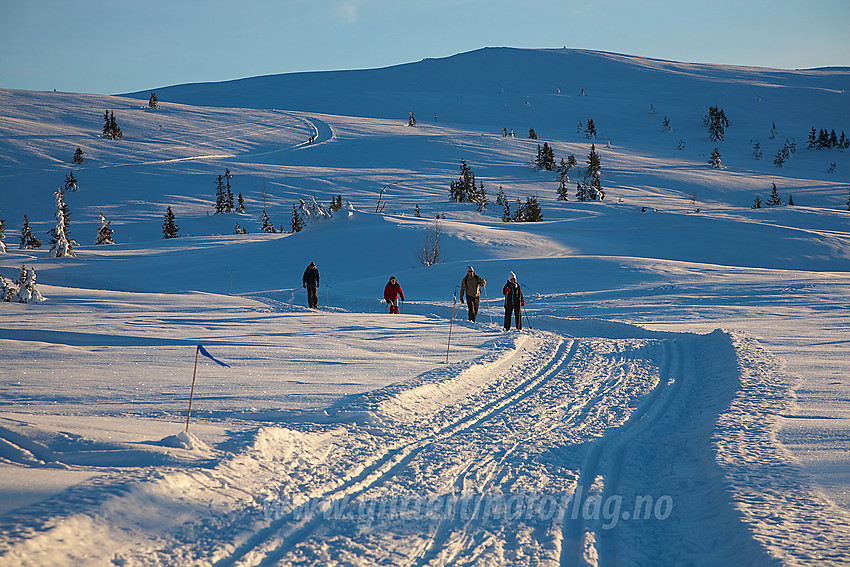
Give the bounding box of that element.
[459,266,486,322]
[503,271,524,330]
[302,261,320,309]
[384,276,404,314]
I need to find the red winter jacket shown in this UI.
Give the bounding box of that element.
[384,281,404,302]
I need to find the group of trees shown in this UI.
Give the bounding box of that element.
[214,169,245,214]
[102,111,123,139]
[0,265,44,303]
[753,183,794,208]
[449,160,488,211]
[807,128,849,150]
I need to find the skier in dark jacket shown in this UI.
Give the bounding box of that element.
[302,261,320,309]
[384,276,404,314]
[502,271,524,330]
[459,266,486,322]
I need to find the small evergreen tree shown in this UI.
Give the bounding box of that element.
[496,186,507,207]
[706,106,728,142]
[662,117,671,132]
[708,148,723,169]
[19,215,42,249]
[14,265,45,303]
[502,199,511,222]
[807,127,818,149]
[752,141,763,160]
[585,118,597,139]
[290,204,303,233]
[773,149,786,168]
[766,183,783,206]
[449,159,478,203]
[237,192,246,213]
[557,175,570,201]
[408,112,416,126]
[769,122,777,139]
[0,219,6,253]
[49,189,76,257]
[73,147,84,164]
[512,198,525,222]
[64,171,78,191]
[415,204,421,218]
[261,208,276,233]
[95,213,115,245]
[214,175,225,214]
[528,128,538,140]
[234,223,247,234]
[473,181,488,212]
[788,195,795,206]
[576,179,589,202]
[149,92,159,109]
[586,144,601,178]
[162,207,179,238]
[752,195,762,209]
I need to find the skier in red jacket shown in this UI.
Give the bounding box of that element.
[384,276,405,314]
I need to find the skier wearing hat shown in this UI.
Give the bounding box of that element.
[384,276,404,314]
[502,271,524,330]
[302,261,320,309]
[459,266,487,322]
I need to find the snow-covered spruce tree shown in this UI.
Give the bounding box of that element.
[769,122,778,140]
[234,223,246,234]
[496,186,507,207]
[73,147,84,164]
[149,92,158,109]
[708,148,724,169]
[0,274,13,301]
[502,199,511,222]
[766,183,783,206]
[162,207,179,238]
[591,176,605,201]
[528,128,538,140]
[662,117,672,132]
[19,215,42,249]
[0,219,6,253]
[237,193,245,213]
[408,112,416,127]
[753,141,763,160]
[415,204,421,218]
[524,196,543,221]
[50,189,76,258]
[64,171,78,191]
[773,149,786,168]
[576,179,589,202]
[788,195,795,206]
[95,213,115,245]
[261,208,276,233]
[752,195,762,209]
[14,265,45,303]
[290,204,303,233]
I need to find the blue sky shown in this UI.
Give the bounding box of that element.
[1,0,848,94]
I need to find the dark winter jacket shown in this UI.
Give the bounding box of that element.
[503,280,524,309]
[303,264,319,287]
[384,280,404,302]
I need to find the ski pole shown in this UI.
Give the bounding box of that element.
[520,283,533,329]
[483,285,493,325]
[446,289,458,363]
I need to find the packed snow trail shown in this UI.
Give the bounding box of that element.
[2,326,849,566]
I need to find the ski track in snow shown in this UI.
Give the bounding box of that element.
[2,323,844,565]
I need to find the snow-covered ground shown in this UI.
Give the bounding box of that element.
[1,47,849,565]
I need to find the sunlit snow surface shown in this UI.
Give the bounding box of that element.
[1,48,849,565]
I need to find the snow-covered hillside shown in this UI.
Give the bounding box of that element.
[1,47,849,566]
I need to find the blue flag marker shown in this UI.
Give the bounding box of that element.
[197,345,230,368]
